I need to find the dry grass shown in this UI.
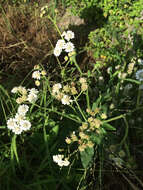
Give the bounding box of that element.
[0,2,57,77]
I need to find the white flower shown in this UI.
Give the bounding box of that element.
[27,93,38,103]
[28,88,39,95]
[20,120,31,131]
[16,97,23,104]
[19,86,27,95]
[17,104,29,115]
[53,154,64,163]
[64,31,75,41]
[15,113,25,122]
[11,86,27,95]
[54,47,62,57]
[136,69,143,81]
[138,58,143,65]
[79,77,87,84]
[53,154,70,167]
[32,71,41,80]
[62,159,70,166]
[7,118,17,130]
[64,42,75,53]
[61,95,72,105]
[52,83,62,95]
[12,125,23,135]
[57,159,70,167]
[56,39,66,50]
[11,87,19,93]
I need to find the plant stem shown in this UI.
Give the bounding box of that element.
[73,57,83,75]
[74,98,87,121]
[136,88,141,108]
[119,117,129,147]
[103,114,125,123]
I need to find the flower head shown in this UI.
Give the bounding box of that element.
[27,88,38,103]
[52,83,62,95]
[32,71,41,80]
[56,39,66,50]
[7,118,17,130]
[64,42,74,53]
[54,48,62,57]
[16,97,24,104]
[61,95,72,105]
[15,113,25,122]
[11,125,23,135]
[17,104,29,115]
[35,80,40,86]
[79,77,87,84]
[11,87,19,93]
[28,88,39,95]
[27,93,38,103]
[18,86,27,95]
[20,120,31,131]
[53,154,70,167]
[64,31,75,41]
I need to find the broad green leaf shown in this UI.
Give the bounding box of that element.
[80,147,94,168]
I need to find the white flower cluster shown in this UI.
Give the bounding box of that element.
[52,83,72,105]
[54,30,75,57]
[7,104,31,135]
[32,65,46,86]
[11,86,39,104]
[53,154,70,167]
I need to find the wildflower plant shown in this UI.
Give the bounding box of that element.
[1,3,143,189]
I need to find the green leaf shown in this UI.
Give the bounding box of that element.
[91,135,102,144]
[51,125,59,136]
[11,135,19,165]
[80,147,94,169]
[92,96,102,110]
[103,123,116,131]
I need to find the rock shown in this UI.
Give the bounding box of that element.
[57,8,84,30]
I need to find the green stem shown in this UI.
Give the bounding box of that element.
[48,15,62,36]
[73,58,82,75]
[86,88,90,109]
[48,108,81,123]
[74,91,83,101]
[103,114,125,123]
[74,98,87,121]
[119,117,129,147]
